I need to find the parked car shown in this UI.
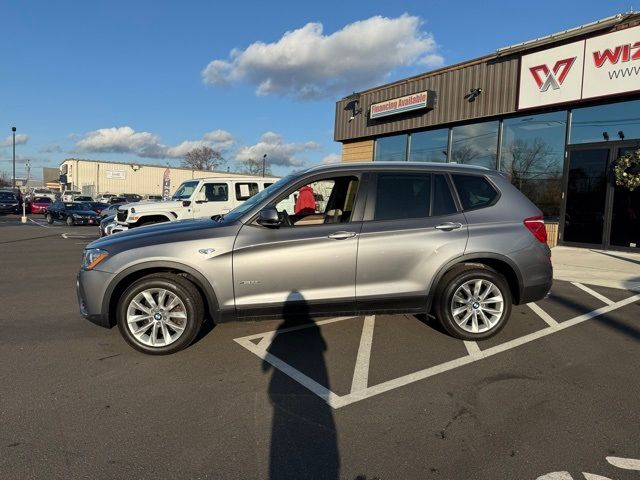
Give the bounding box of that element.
[77,162,553,355]
[26,196,53,214]
[143,194,163,201]
[99,215,115,237]
[29,188,57,203]
[84,202,110,215]
[122,193,142,203]
[74,195,94,202]
[96,193,116,203]
[115,176,276,230]
[61,190,82,202]
[98,204,121,219]
[109,197,128,205]
[0,190,20,214]
[45,201,99,226]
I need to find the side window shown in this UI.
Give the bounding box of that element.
[451,174,498,210]
[433,174,457,216]
[235,182,259,201]
[373,173,431,221]
[201,183,229,202]
[273,176,360,226]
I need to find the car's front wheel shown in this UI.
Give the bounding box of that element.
[46,213,54,224]
[66,216,74,226]
[434,265,512,340]
[117,273,204,354]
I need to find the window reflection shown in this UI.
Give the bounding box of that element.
[570,100,640,144]
[450,122,498,168]
[501,112,567,220]
[374,135,407,161]
[408,129,448,162]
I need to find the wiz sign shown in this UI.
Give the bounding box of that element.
[518,25,640,109]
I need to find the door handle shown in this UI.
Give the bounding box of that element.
[328,231,357,240]
[435,222,463,231]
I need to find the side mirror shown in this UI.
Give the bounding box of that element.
[182,200,191,207]
[257,207,281,228]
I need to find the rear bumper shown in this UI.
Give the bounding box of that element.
[520,279,553,304]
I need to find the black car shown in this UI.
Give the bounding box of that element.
[84,202,110,215]
[109,197,128,205]
[0,190,20,214]
[123,193,142,203]
[45,201,99,226]
[99,214,115,237]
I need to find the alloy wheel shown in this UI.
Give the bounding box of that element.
[450,279,504,334]
[126,288,188,347]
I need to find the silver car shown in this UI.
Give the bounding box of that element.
[77,162,552,354]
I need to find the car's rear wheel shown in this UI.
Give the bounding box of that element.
[46,213,53,224]
[117,273,204,355]
[434,265,512,340]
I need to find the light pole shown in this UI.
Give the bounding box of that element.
[11,127,16,190]
[262,153,267,177]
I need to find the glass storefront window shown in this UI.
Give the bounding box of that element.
[408,129,449,162]
[450,121,498,168]
[374,134,407,161]
[501,111,567,221]
[570,99,640,144]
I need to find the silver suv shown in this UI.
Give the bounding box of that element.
[77,162,552,354]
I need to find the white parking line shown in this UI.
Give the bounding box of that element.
[606,456,640,470]
[350,315,375,394]
[234,293,640,409]
[28,218,50,228]
[571,282,615,305]
[463,341,481,357]
[527,303,559,327]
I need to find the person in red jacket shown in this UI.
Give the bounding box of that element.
[294,185,316,215]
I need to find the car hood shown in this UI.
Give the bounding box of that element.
[87,217,240,253]
[123,200,180,211]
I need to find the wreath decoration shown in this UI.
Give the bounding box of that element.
[614,149,640,192]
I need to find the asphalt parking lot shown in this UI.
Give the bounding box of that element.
[1,214,639,480]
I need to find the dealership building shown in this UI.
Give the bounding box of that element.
[59,158,250,198]
[334,12,640,252]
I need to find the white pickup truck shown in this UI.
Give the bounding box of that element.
[115,176,278,230]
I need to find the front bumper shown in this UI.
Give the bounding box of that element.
[0,205,19,213]
[77,269,116,328]
[72,217,98,225]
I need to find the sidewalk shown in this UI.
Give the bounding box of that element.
[552,246,640,292]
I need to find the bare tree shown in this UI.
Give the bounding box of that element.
[506,138,557,190]
[239,158,272,176]
[0,172,10,187]
[451,144,480,164]
[181,146,225,171]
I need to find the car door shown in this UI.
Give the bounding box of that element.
[192,182,234,218]
[232,173,366,317]
[356,171,468,312]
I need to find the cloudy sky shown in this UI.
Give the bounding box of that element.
[0,0,632,178]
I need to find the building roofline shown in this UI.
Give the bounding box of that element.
[340,11,639,99]
[60,157,261,177]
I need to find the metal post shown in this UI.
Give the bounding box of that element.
[262,154,267,177]
[11,127,16,190]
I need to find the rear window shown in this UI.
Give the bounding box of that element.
[34,197,52,203]
[451,174,498,210]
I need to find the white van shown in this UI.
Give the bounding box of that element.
[115,176,278,230]
[62,190,82,202]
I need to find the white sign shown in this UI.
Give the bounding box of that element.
[518,25,640,109]
[583,25,640,99]
[106,170,126,180]
[518,41,584,109]
[370,91,434,119]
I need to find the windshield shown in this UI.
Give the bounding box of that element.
[172,181,199,200]
[66,203,90,211]
[223,174,294,222]
[0,192,17,201]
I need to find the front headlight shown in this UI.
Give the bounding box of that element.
[82,248,109,270]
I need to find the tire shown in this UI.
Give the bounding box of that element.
[434,265,512,340]
[46,213,54,224]
[66,216,74,226]
[117,273,204,355]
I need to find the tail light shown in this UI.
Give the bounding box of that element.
[523,215,547,243]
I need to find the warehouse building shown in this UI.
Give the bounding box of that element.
[59,158,251,198]
[334,12,640,252]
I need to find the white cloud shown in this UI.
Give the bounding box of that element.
[235,132,320,167]
[320,153,341,164]
[75,126,236,159]
[40,144,63,154]
[0,133,29,147]
[202,14,443,100]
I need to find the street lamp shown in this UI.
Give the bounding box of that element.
[262,154,267,177]
[11,127,16,190]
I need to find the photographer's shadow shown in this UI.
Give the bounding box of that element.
[262,290,340,480]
